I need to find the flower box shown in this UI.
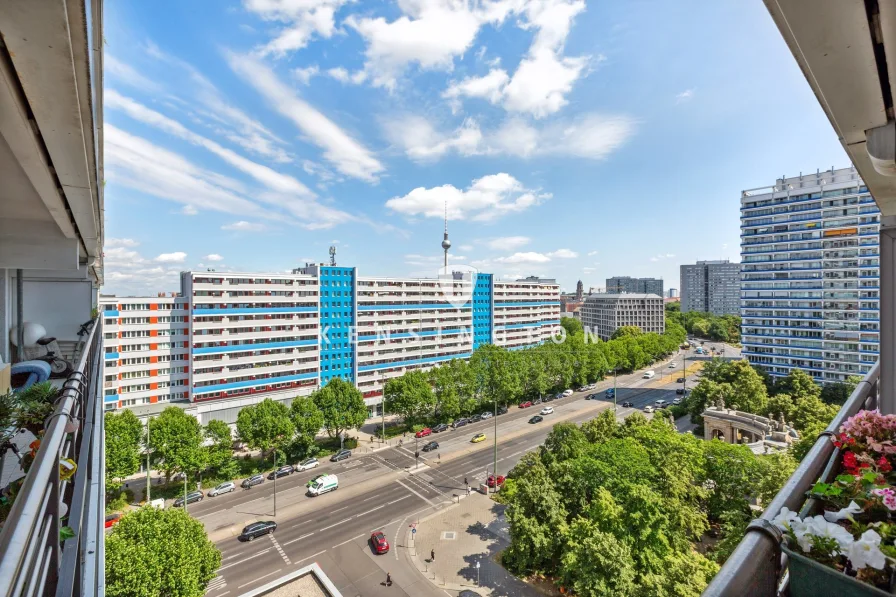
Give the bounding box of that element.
[784,543,895,597]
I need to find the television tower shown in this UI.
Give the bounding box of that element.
[441,200,451,268]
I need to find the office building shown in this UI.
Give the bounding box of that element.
[740,167,880,383]
[667,288,678,298]
[605,276,664,296]
[579,293,665,340]
[680,260,741,315]
[100,268,560,421]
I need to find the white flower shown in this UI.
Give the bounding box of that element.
[773,507,801,531]
[847,530,887,570]
[824,501,863,523]
[803,516,855,552]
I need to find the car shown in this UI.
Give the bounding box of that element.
[540,406,554,415]
[533,397,543,405]
[370,531,390,554]
[422,440,439,452]
[295,458,320,472]
[453,418,469,429]
[676,377,686,383]
[415,427,432,438]
[672,398,682,405]
[562,389,573,397]
[643,370,656,379]
[497,405,508,415]
[268,465,294,479]
[104,512,121,529]
[173,490,203,508]
[554,392,564,400]
[432,423,450,433]
[668,362,677,368]
[240,521,277,541]
[577,386,588,392]
[242,474,264,489]
[307,473,327,488]
[208,482,236,497]
[519,401,533,409]
[622,401,634,407]
[331,449,352,462]
[487,475,506,488]
[528,415,544,424]
[605,388,616,397]
[471,433,487,443]
[643,405,654,413]
[587,383,597,390]
[480,411,493,420]
[676,388,685,395]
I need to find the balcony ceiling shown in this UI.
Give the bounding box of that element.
[0,0,103,281]
[764,0,896,216]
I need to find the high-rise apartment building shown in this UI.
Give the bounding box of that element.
[667,288,678,298]
[680,260,741,315]
[605,276,664,296]
[740,166,880,383]
[579,293,665,340]
[100,268,560,422]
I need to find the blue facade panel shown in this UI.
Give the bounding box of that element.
[319,266,356,385]
[473,273,493,349]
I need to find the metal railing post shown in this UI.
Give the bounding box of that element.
[879,217,896,414]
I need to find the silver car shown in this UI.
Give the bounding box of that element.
[208,482,236,497]
[295,458,320,472]
[480,411,493,420]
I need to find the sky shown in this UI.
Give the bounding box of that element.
[102,0,850,296]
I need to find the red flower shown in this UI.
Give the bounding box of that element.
[878,456,892,473]
[844,451,859,471]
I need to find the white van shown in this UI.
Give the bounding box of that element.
[643,370,655,379]
[307,474,338,496]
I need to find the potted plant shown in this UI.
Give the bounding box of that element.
[14,382,59,436]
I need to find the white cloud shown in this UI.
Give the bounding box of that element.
[386,173,549,222]
[155,252,187,263]
[405,253,466,267]
[245,0,350,57]
[582,267,596,273]
[107,238,140,248]
[443,69,510,109]
[649,253,676,262]
[222,221,266,232]
[494,252,551,264]
[487,236,530,251]
[181,205,199,215]
[328,67,350,82]
[459,244,474,252]
[227,53,385,182]
[587,250,598,256]
[104,245,184,296]
[293,65,319,84]
[501,49,589,118]
[548,248,578,258]
[206,254,224,261]
[384,113,635,161]
[676,89,694,103]
[105,55,163,92]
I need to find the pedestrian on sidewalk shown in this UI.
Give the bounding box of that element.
[431,548,435,562]
[438,453,441,463]
[464,477,468,487]
[386,572,392,587]
[467,485,471,496]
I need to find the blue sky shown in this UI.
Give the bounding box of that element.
[102,0,849,296]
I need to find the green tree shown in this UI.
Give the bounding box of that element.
[777,368,821,401]
[105,409,143,492]
[820,375,863,405]
[636,550,719,597]
[560,317,583,337]
[691,319,710,338]
[611,325,642,340]
[312,377,368,438]
[581,409,618,444]
[470,344,522,406]
[105,506,221,597]
[148,407,204,482]
[541,422,588,465]
[384,370,435,426]
[235,398,295,457]
[202,420,232,475]
[289,396,324,448]
[559,519,637,597]
[707,320,729,342]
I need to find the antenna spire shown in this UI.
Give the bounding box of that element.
[441,200,451,268]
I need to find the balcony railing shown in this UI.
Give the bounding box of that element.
[703,361,880,596]
[0,319,104,597]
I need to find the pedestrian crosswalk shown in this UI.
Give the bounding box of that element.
[205,575,226,594]
[269,534,291,565]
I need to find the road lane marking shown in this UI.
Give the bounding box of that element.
[386,495,411,506]
[396,479,436,507]
[293,550,326,566]
[237,569,281,589]
[319,517,353,532]
[217,548,271,571]
[282,532,315,546]
[223,548,268,562]
[355,504,385,517]
[332,534,364,548]
[330,504,350,513]
[269,534,291,565]
[206,575,227,593]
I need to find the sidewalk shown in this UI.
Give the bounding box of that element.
[405,492,543,597]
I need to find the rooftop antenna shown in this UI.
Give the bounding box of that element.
[441,200,451,268]
[329,246,337,266]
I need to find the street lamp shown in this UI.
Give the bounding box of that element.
[613,367,619,415]
[145,416,152,503]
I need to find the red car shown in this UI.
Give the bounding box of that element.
[415,427,432,438]
[487,475,506,488]
[370,531,390,554]
[104,512,121,529]
[519,401,533,409]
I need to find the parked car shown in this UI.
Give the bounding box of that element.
[622,401,634,407]
[208,482,236,497]
[497,405,508,415]
[643,371,655,379]
[487,475,506,488]
[576,386,588,392]
[242,474,264,489]
[240,521,277,541]
[668,362,677,368]
[268,465,294,480]
[471,433,487,443]
[533,397,543,405]
[415,427,432,438]
[676,377,686,383]
[173,490,203,508]
[480,411,493,420]
[422,440,439,452]
[104,512,122,529]
[519,401,533,409]
[307,473,327,488]
[331,449,352,462]
[453,418,469,429]
[528,415,544,424]
[540,406,554,415]
[676,388,685,395]
[643,405,655,413]
[672,398,682,405]
[432,423,449,433]
[295,458,320,472]
[562,389,573,397]
[370,531,390,554]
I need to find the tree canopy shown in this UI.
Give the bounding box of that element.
[384,370,436,427]
[236,398,295,456]
[666,303,741,343]
[105,409,143,492]
[147,407,204,481]
[312,377,368,438]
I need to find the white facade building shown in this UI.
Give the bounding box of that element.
[579,293,665,340]
[740,167,880,383]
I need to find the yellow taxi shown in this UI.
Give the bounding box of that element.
[471,433,487,443]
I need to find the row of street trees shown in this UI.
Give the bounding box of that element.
[665,302,741,343]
